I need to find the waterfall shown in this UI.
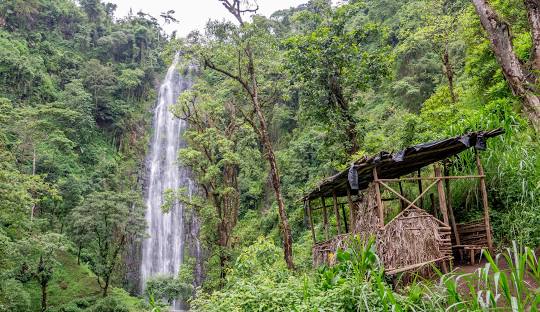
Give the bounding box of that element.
[140,53,194,309]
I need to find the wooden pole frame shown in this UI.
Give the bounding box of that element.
[333,191,342,235]
[378,179,439,211]
[475,149,494,253]
[417,169,424,208]
[346,187,355,231]
[377,175,485,182]
[372,168,384,227]
[307,200,316,244]
[321,197,329,240]
[341,203,349,233]
[398,181,406,210]
[434,163,450,225]
[444,164,461,247]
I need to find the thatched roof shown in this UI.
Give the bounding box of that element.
[303,129,504,200]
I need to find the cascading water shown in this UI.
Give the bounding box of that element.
[141,53,195,309]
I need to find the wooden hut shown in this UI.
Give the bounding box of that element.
[303,129,504,274]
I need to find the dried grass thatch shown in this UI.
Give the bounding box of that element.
[313,183,452,274]
[377,207,451,272]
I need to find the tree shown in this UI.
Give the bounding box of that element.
[173,80,250,279]
[71,191,145,296]
[285,1,390,155]
[471,0,540,130]
[397,0,467,104]
[197,0,295,269]
[19,233,66,312]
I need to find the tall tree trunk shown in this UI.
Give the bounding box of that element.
[38,255,48,312]
[328,74,358,154]
[40,282,47,312]
[472,0,540,130]
[31,147,36,220]
[247,46,294,270]
[102,274,110,297]
[77,243,82,265]
[215,0,295,269]
[525,0,540,71]
[442,45,457,103]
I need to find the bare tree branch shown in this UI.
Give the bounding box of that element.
[204,58,254,97]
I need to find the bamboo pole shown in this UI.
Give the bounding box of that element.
[379,179,438,211]
[417,169,424,208]
[341,203,349,233]
[377,175,485,182]
[333,191,342,235]
[346,187,355,231]
[321,197,329,240]
[444,164,461,247]
[475,149,494,254]
[307,200,316,243]
[434,164,449,225]
[398,181,405,210]
[385,256,450,275]
[372,168,384,227]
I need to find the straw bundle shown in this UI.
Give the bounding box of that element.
[377,207,445,271]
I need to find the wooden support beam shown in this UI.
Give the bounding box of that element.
[417,169,424,208]
[307,200,316,243]
[430,193,436,218]
[398,181,405,211]
[341,203,349,233]
[378,181,421,210]
[333,191,342,235]
[372,168,384,227]
[346,187,355,231]
[434,164,449,225]
[385,256,451,275]
[379,179,439,211]
[475,149,494,254]
[444,164,461,247]
[321,197,329,240]
[378,175,485,182]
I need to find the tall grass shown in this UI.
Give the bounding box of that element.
[436,242,540,311]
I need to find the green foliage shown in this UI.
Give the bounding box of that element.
[438,242,540,311]
[0,0,169,308]
[85,297,129,312]
[70,191,145,296]
[144,275,193,305]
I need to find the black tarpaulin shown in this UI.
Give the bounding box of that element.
[303,128,504,200]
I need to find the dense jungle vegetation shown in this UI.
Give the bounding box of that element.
[0,0,539,311]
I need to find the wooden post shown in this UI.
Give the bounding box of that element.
[444,164,461,247]
[346,187,355,231]
[434,164,449,225]
[307,200,316,243]
[341,203,349,233]
[333,191,342,235]
[321,197,329,240]
[372,168,384,227]
[475,149,494,254]
[430,193,437,218]
[417,169,424,208]
[398,181,406,211]
[433,163,450,274]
